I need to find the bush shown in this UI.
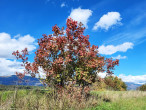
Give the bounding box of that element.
[137,84,146,91]
[104,76,127,91]
[91,76,127,91]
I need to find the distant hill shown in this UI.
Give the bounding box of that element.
[125,82,142,90]
[0,75,43,86]
[0,75,143,90]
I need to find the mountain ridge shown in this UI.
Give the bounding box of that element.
[0,75,143,90]
[0,75,43,86]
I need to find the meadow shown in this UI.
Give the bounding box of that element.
[0,88,146,110]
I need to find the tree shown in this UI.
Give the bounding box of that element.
[137,84,146,91]
[12,18,119,93]
[104,76,127,91]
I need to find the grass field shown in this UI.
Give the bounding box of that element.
[88,91,146,110]
[0,89,146,110]
[87,97,146,110]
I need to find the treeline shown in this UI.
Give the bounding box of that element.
[0,85,44,91]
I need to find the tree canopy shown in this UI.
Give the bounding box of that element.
[12,18,119,89]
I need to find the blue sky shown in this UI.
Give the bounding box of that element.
[0,0,146,84]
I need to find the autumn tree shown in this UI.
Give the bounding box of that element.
[12,18,119,93]
[104,76,127,91]
[137,84,146,91]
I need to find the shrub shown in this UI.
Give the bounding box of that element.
[104,76,127,91]
[137,84,146,91]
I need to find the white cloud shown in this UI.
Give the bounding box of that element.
[112,55,127,59]
[98,72,146,84]
[0,32,36,59]
[0,58,47,77]
[0,32,36,76]
[0,58,24,76]
[97,72,116,78]
[119,74,146,84]
[93,12,122,30]
[37,67,46,79]
[61,3,66,7]
[68,7,92,28]
[97,72,107,78]
[98,42,134,55]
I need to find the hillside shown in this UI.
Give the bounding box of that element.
[0,75,142,90]
[125,82,142,90]
[0,75,43,86]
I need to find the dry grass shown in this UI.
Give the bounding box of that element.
[88,91,146,110]
[90,90,146,102]
[0,89,99,110]
[0,90,146,110]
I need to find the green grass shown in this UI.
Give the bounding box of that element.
[88,97,146,110]
[0,90,146,110]
[88,91,146,110]
[0,91,14,102]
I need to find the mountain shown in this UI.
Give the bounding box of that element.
[0,75,43,86]
[0,75,143,90]
[125,82,142,90]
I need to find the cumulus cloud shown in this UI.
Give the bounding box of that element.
[61,3,66,7]
[97,72,146,84]
[98,42,134,55]
[68,7,92,28]
[0,58,24,76]
[0,32,36,59]
[112,55,127,59]
[0,58,47,77]
[0,32,36,76]
[93,12,122,30]
[119,74,146,84]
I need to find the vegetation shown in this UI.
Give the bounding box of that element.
[89,91,146,110]
[91,76,107,91]
[8,18,145,110]
[12,18,119,98]
[0,89,146,110]
[0,85,44,91]
[87,97,146,110]
[137,84,146,91]
[104,76,127,91]
[91,76,127,91]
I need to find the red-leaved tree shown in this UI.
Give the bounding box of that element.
[12,18,119,92]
